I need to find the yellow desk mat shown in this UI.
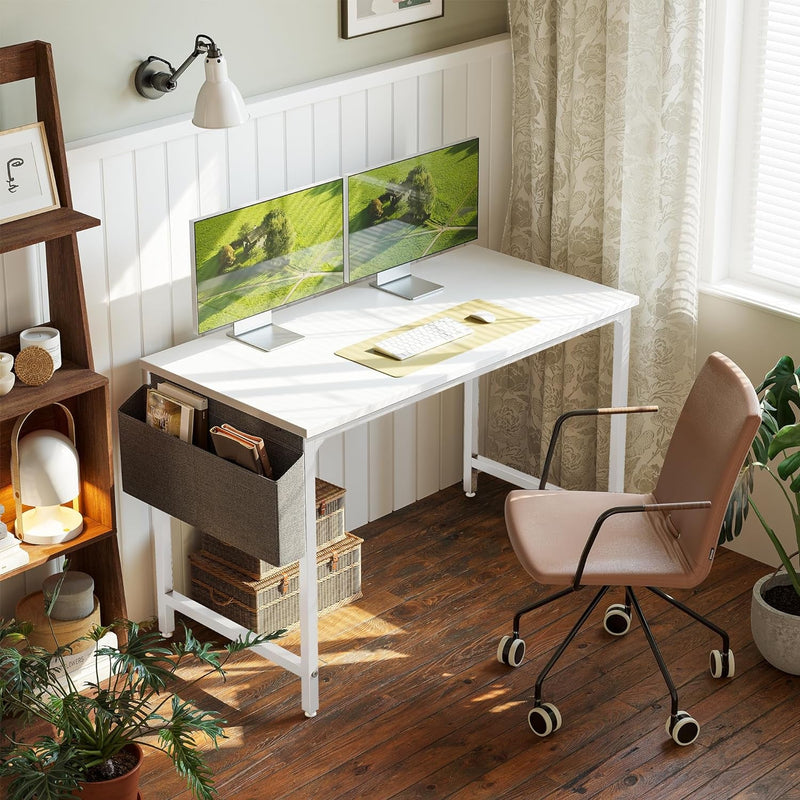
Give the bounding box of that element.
[335,299,539,378]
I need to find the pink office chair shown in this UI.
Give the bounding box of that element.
[498,352,760,745]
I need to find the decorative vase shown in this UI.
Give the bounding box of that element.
[71,743,143,800]
[751,573,800,675]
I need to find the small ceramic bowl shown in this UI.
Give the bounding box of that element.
[0,372,15,396]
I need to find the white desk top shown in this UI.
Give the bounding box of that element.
[140,245,639,441]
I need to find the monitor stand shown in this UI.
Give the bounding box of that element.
[228,311,302,352]
[371,268,443,301]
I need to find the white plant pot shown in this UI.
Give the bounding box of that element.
[751,573,800,675]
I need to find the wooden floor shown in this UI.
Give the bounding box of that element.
[142,476,800,800]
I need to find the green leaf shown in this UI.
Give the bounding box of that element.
[768,422,800,458]
[0,739,83,800]
[777,450,800,482]
[159,696,224,800]
[757,356,800,429]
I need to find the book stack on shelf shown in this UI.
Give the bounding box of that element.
[189,478,363,634]
[0,505,29,575]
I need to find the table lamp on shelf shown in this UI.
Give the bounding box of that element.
[10,404,84,546]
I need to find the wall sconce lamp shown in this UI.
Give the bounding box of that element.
[11,404,83,546]
[134,34,249,129]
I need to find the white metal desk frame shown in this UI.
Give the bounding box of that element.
[140,245,638,718]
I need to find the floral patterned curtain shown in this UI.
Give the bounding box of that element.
[488,0,704,492]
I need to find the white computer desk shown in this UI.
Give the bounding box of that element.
[139,244,639,717]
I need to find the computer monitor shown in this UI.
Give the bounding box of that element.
[346,137,479,300]
[191,178,344,351]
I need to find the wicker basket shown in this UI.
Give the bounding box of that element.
[15,591,100,654]
[189,532,362,633]
[200,478,346,578]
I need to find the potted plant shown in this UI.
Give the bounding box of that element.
[722,355,800,673]
[0,587,281,800]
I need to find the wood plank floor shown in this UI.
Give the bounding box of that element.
[142,476,800,800]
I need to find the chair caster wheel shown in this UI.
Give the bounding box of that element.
[709,648,735,678]
[497,635,525,667]
[666,710,700,745]
[603,603,632,636]
[528,702,562,737]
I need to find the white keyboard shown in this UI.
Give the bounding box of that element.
[373,317,473,361]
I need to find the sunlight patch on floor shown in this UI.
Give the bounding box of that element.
[215,725,246,748]
[320,647,410,665]
[488,700,526,714]
[470,685,509,703]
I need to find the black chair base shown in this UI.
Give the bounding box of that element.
[497,585,735,745]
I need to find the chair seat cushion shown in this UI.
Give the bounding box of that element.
[505,489,696,588]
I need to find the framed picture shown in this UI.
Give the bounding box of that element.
[0,122,60,225]
[341,0,444,39]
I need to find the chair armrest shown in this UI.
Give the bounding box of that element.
[572,500,711,589]
[539,406,659,489]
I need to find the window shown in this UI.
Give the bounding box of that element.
[701,0,800,316]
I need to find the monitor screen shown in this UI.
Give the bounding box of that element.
[347,137,479,284]
[192,178,344,335]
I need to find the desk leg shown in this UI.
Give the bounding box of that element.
[152,508,176,638]
[463,378,479,496]
[609,310,632,492]
[300,439,321,718]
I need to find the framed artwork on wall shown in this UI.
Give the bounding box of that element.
[341,0,444,39]
[0,122,60,225]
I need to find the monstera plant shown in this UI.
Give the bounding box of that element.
[722,355,800,601]
[721,355,800,673]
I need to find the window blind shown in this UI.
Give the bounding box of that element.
[749,0,800,285]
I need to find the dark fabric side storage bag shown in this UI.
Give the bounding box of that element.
[118,383,305,566]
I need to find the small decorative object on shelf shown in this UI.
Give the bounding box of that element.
[0,351,15,395]
[20,325,61,369]
[43,570,96,620]
[13,344,54,386]
[0,505,29,574]
[11,403,83,545]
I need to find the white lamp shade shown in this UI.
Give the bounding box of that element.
[192,54,248,129]
[18,430,80,507]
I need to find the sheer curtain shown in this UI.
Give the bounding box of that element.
[487,0,704,491]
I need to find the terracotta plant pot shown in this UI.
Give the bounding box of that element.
[71,743,143,800]
[751,573,800,675]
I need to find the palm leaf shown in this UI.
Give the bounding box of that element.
[159,695,224,800]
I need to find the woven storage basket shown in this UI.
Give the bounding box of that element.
[190,532,362,633]
[200,478,345,578]
[15,591,100,654]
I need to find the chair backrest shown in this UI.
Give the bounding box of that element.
[654,352,760,585]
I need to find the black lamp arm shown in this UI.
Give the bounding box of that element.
[136,34,220,97]
[168,35,220,86]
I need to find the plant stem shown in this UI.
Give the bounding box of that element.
[749,495,800,595]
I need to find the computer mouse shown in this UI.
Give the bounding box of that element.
[466,310,496,324]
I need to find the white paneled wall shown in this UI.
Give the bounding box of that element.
[0,35,512,619]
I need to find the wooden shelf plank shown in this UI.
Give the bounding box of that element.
[0,208,100,254]
[0,518,115,581]
[0,362,107,423]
